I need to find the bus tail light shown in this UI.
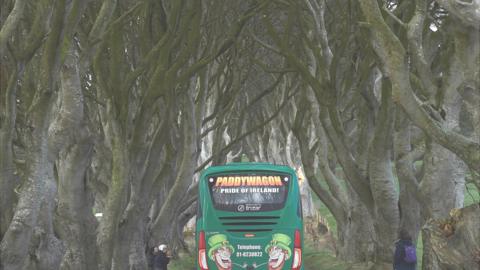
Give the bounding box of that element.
[292,229,302,270]
[198,231,209,270]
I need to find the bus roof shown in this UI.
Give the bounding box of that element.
[201,162,295,177]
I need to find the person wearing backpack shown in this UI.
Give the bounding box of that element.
[393,229,417,270]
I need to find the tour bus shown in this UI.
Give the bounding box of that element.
[196,163,303,270]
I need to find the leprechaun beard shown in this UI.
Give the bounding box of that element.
[268,249,287,270]
[214,251,232,270]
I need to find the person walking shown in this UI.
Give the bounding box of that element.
[153,244,171,270]
[393,229,417,270]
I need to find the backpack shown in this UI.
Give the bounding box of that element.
[404,244,417,263]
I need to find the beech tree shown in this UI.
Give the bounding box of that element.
[0,0,268,268]
[252,0,478,268]
[0,0,478,269]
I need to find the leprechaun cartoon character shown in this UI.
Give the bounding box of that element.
[208,234,234,270]
[265,234,292,270]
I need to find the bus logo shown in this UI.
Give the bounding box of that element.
[237,205,245,212]
[245,204,261,211]
[214,176,284,187]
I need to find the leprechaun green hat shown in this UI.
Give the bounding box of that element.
[265,233,292,258]
[207,234,235,260]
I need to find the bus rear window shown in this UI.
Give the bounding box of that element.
[207,173,290,212]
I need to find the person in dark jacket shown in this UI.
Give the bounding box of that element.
[148,246,158,269]
[153,244,170,270]
[393,229,417,270]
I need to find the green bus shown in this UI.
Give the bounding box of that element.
[196,163,304,270]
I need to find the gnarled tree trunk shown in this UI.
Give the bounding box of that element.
[367,82,399,263]
[57,139,97,270]
[422,204,480,270]
[336,189,376,263]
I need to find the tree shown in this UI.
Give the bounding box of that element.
[1,0,477,269]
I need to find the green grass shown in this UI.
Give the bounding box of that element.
[303,251,351,270]
[169,252,195,270]
[464,183,479,207]
[303,240,351,270]
[316,199,338,237]
[416,232,424,268]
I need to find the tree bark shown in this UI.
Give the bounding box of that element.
[422,204,480,270]
[293,91,377,263]
[0,65,20,238]
[151,90,199,251]
[96,132,129,270]
[394,111,422,240]
[0,139,50,269]
[0,0,27,56]
[358,0,480,174]
[420,81,468,268]
[0,0,69,268]
[435,0,480,29]
[368,82,399,263]
[57,139,97,270]
[28,163,65,270]
[337,187,376,263]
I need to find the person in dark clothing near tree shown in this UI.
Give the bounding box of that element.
[393,229,417,270]
[148,246,158,269]
[153,244,171,270]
